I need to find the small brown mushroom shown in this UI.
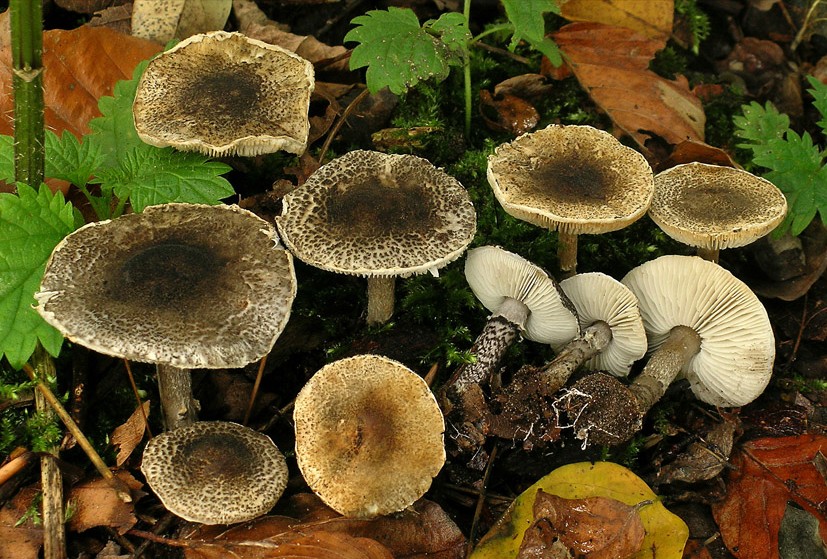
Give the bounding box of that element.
[487,124,654,276]
[276,150,476,325]
[293,354,445,518]
[650,162,788,262]
[141,421,288,524]
[133,31,315,157]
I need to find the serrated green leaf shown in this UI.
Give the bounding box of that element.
[91,145,234,213]
[807,75,827,134]
[733,101,790,153]
[0,135,14,184]
[44,130,104,188]
[0,184,82,368]
[345,7,467,95]
[427,12,472,59]
[501,0,561,65]
[87,60,150,169]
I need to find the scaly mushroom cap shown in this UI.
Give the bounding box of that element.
[141,421,288,524]
[35,203,296,369]
[621,255,775,407]
[557,272,647,376]
[133,31,314,156]
[486,124,654,235]
[293,354,445,518]
[276,150,477,278]
[464,246,579,346]
[650,162,788,250]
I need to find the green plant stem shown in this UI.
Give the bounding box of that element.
[10,0,45,188]
[463,0,473,138]
[469,23,515,45]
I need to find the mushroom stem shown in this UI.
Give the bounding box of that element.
[156,365,199,431]
[449,296,530,393]
[366,276,396,325]
[696,247,720,263]
[629,325,701,414]
[557,231,578,278]
[538,320,613,394]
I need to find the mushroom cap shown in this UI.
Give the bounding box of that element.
[486,124,654,235]
[558,272,647,376]
[133,31,314,157]
[621,255,775,407]
[650,162,788,250]
[276,150,476,278]
[293,354,445,518]
[464,246,579,346]
[35,203,296,369]
[141,421,288,524]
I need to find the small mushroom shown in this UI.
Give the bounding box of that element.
[566,255,775,446]
[276,149,476,325]
[487,124,654,277]
[35,203,297,430]
[293,354,445,518]
[141,421,288,524]
[649,162,788,262]
[133,31,315,156]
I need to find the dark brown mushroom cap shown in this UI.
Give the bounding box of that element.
[293,354,446,518]
[650,163,788,250]
[133,31,314,156]
[141,421,288,524]
[487,124,654,235]
[276,150,477,278]
[35,203,296,369]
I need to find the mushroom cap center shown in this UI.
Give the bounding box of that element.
[182,432,254,482]
[183,67,263,123]
[524,153,617,204]
[326,178,432,237]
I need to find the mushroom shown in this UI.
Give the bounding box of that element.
[293,354,445,518]
[487,124,654,277]
[35,203,297,430]
[276,149,476,325]
[649,162,788,262]
[141,421,288,524]
[133,31,315,157]
[565,255,775,446]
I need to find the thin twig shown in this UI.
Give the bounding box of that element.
[123,359,152,439]
[243,355,268,426]
[467,445,498,557]
[318,86,370,165]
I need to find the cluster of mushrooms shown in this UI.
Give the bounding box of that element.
[30,30,786,526]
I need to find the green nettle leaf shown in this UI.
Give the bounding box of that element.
[0,184,82,369]
[501,0,562,66]
[0,135,13,183]
[733,101,790,155]
[44,130,104,188]
[345,7,469,95]
[91,145,234,213]
[807,75,827,134]
[87,60,149,169]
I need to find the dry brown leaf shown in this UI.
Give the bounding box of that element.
[518,489,646,559]
[0,485,43,559]
[67,471,143,535]
[657,139,739,171]
[655,414,739,485]
[88,4,135,36]
[184,529,393,559]
[110,401,150,467]
[560,0,674,40]
[0,22,162,137]
[479,90,539,136]
[554,22,705,153]
[55,0,130,14]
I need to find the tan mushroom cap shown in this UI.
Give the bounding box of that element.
[276,150,476,278]
[141,421,288,524]
[464,245,579,346]
[293,354,445,518]
[35,203,296,369]
[558,272,647,376]
[487,124,654,235]
[650,162,788,250]
[621,255,775,407]
[133,31,314,156]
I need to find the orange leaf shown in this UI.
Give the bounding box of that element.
[66,471,144,535]
[560,0,674,40]
[0,21,162,138]
[711,434,827,559]
[554,22,705,153]
[110,401,150,467]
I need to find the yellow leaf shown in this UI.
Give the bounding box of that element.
[560,0,674,41]
[471,462,688,559]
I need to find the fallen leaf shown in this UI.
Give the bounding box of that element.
[0,485,43,559]
[517,489,646,559]
[0,22,163,138]
[554,22,705,153]
[657,139,739,172]
[184,531,394,559]
[471,462,688,559]
[778,502,827,558]
[479,90,540,135]
[494,74,555,101]
[711,434,827,559]
[88,4,135,35]
[655,414,739,485]
[67,471,143,535]
[131,0,232,43]
[110,401,150,467]
[560,0,674,40]
[54,0,129,14]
